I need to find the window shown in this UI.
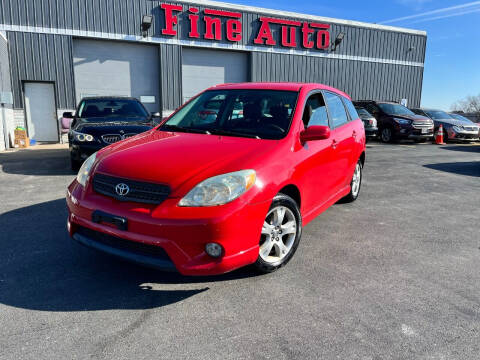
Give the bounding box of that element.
[377,103,415,116]
[161,89,298,140]
[342,98,359,121]
[324,92,348,128]
[302,93,329,127]
[364,103,379,116]
[78,99,148,119]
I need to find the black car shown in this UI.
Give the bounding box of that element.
[355,106,378,140]
[353,100,434,143]
[65,97,160,170]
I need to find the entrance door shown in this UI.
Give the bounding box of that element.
[24,83,58,142]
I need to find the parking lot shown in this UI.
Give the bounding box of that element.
[0,142,479,359]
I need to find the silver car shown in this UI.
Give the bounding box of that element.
[410,108,479,142]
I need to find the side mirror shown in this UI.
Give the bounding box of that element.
[300,125,331,142]
[63,111,74,118]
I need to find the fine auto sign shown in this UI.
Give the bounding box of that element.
[160,3,331,50]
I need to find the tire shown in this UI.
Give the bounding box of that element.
[341,160,362,203]
[253,194,302,274]
[71,157,81,172]
[380,127,394,143]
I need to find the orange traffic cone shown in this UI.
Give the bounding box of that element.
[435,124,445,145]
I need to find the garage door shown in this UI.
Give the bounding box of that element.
[73,39,160,112]
[182,48,248,103]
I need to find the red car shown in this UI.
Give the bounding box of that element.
[67,83,366,275]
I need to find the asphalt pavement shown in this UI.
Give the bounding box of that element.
[0,142,479,360]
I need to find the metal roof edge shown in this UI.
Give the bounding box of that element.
[172,0,427,36]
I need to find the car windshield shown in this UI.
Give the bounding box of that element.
[78,99,149,119]
[355,108,372,117]
[160,89,298,140]
[378,103,415,116]
[449,113,473,123]
[425,110,452,120]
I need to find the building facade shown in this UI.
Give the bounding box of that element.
[0,0,427,146]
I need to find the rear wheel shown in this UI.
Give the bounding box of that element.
[341,160,362,203]
[253,194,302,274]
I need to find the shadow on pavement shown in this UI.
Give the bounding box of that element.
[0,199,257,312]
[440,144,480,153]
[0,149,74,176]
[424,161,480,177]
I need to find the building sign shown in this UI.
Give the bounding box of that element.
[160,3,330,50]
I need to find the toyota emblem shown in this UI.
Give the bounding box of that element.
[115,183,130,196]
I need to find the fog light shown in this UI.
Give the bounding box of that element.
[205,243,223,258]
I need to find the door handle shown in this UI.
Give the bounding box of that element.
[352,130,357,138]
[331,139,338,149]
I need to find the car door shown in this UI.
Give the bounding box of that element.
[296,92,338,214]
[323,91,354,192]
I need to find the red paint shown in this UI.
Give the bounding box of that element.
[67,82,365,276]
[204,16,222,40]
[204,8,242,19]
[311,23,330,49]
[188,8,200,38]
[302,22,315,48]
[281,26,297,47]
[161,3,182,36]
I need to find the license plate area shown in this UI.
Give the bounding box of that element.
[92,210,128,231]
[421,128,428,134]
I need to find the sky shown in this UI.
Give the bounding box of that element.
[232,0,480,110]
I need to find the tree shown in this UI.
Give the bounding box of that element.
[451,94,480,113]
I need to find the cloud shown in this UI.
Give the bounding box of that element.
[379,1,480,24]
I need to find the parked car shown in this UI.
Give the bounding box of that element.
[353,100,434,143]
[355,106,378,140]
[66,83,366,276]
[65,97,160,170]
[411,108,480,142]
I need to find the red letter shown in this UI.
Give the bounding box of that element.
[254,18,276,45]
[204,16,222,40]
[281,26,297,47]
[161,3,182,36]
[311,23,330,50]
[188,7,200,38]
[226,19,242,42]
[302,22,314,49]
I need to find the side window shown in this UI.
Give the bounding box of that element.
[324,92,349,128]
[302,93,329,127]
[342,98,359,121]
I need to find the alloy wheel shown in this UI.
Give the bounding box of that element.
[351,163,361,197]
[381,128,392,143]
[260,206,297,264]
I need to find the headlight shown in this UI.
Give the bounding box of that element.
[73,131,94,142]
[393,118,411,125]
[76,153,97,187]
[179,170,256,207]
[452,126,463,133]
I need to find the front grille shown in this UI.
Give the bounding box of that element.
[76,226,171,260]
[102,134,122,144]
[92,173,171,204]
[412,121,433,129]
[462,126,478,132]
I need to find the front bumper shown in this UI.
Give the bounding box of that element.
[70,143,105,161]
[365,127,378,137]
[66,180,270,276]
[448,129,479,141]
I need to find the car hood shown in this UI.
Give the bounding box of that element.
[94,130,279,196]
[430,118,477,127]
[73,118,153,136]
[389,114,430,122]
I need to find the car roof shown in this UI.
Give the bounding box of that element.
[418,108,448,112]
[209,82,351,99]
[80,96,139,101]
[354,100,401,105]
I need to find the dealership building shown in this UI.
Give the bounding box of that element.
[0,0,426,150]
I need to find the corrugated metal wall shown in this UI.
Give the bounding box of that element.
[251,52,424,106]
[7,32,75,109]
[1,0,427,111]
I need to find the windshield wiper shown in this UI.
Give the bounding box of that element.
[209,129,261,139]
[160,124,210,134]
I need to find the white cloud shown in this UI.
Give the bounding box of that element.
[380,1,480,24]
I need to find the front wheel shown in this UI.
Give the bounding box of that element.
[341,160,362,203]
[380,127,394,143]
[253,194,302,274]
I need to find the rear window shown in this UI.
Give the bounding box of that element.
[355,108,372,117]
[324,92,349,128]
[425,110,453,120]
[378,103,415,116]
